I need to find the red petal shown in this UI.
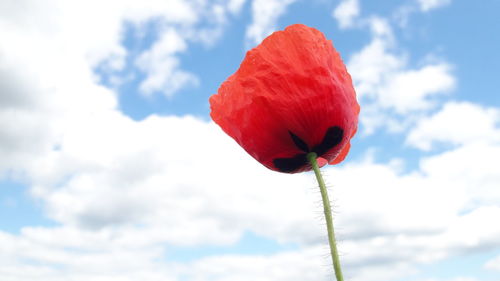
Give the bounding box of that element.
[317,157,328,168]
[210,24,359,173]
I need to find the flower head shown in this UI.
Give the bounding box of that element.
[210,24,359,173]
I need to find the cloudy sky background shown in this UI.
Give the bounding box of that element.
[1,0,499,280]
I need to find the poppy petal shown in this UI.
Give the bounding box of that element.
[317,157,328,168]
[329,141,351,165]
[210,24,359,173]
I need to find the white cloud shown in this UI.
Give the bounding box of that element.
[417,0,452,12]
[407,102,500,208]
[228,0,247,14]
[31,114,322,246]
[393,0,452,28]
[182,247,329,281]
[0,9,118,174]
[135,28,199,97]
[4,133,500,281]
[347,19,400,100]
[3,101,500,281]
[347,17,455,134]
[16,107,500,280]
[0,0,201,171]
[407,102,500,150]
[245,0,296,46]
[0,228,176,281]
[485,254,500,271]
[134,1,244,97]
[332,0,360,29]
[377,64,455,113]
[419,142,500,208]
[0,0,246,176]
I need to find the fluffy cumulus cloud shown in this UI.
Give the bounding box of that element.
[347,17,455,134]
[485,254,500,271]
[336,2,458,133]
[0,0,120,174]
[135,28,199,97]
[245,0,296,46]
[228,0,247,14]
[180,247,328,281]
[6,124,500,281]
[407,102,500,151]
[0,0,240,100]
[332,0,360,29]
[332,152,500,270]
[134,0,240,96]
[1,0,499,281]
[29,114,324,247]
[376,64,455,113]
[0,0,243,176]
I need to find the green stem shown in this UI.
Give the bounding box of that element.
[307,152,344,281]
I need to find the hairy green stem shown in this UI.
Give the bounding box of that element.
[307,152,344,281]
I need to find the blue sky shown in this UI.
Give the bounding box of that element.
[1,0,500,280]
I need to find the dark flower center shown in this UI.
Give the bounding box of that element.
[273,126,343,172]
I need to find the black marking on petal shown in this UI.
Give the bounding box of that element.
[312,126,343,156]
[273,153,308,173]
[289,131,310,152]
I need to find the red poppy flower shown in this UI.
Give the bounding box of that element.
[210,24,359,173]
